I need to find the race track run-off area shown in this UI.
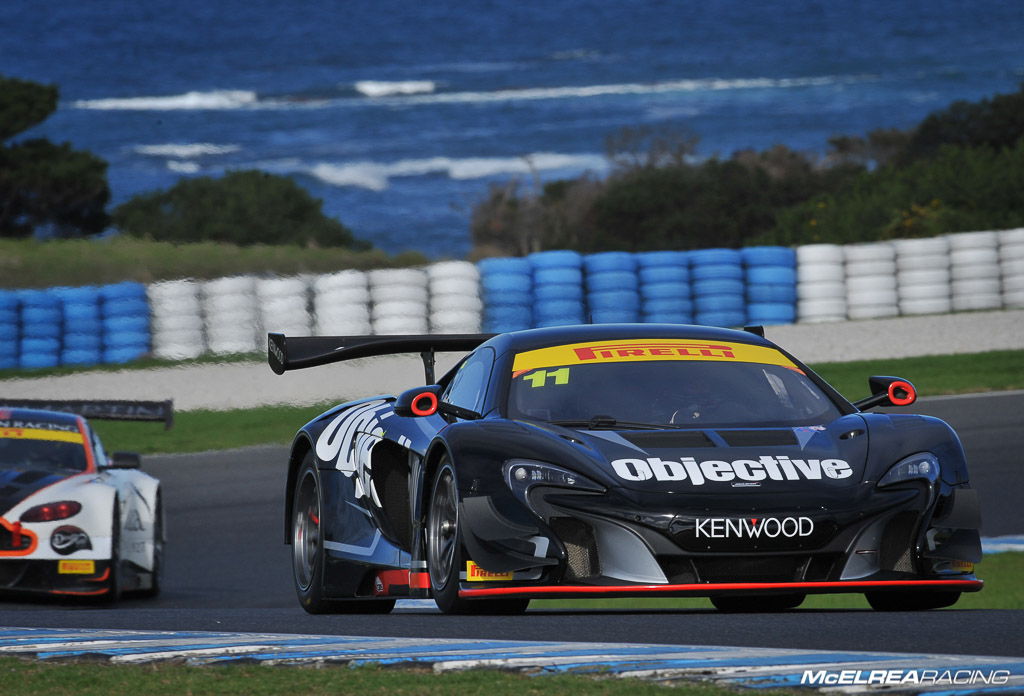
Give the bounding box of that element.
[0,390,1021,693]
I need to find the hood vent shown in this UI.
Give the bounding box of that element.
[717,430,798,447]
[620,431,714,448]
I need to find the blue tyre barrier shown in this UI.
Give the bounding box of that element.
[636,250,689,268]
[528,250,582,268]
[64,317,102,336]
[640,281,690,300]
[478,257,531,275]
[643,311,694,324]
[99,281,146,302]
[746,303,796,325]
[484,305,532,332]
[694,294,745,313]
[695,311,746,327]
[21,321,62,340]
[534,283,584,302]
[584,252,636,274]
[692,278,744,297]
[103,331,150,350]
[0,291,18,311]
[535,316,584,328]
[639,265,689,284]
[0,341,17,369]
[103,315,150,334]
[746,284,797,304]
[103,297,150,318]
[103,346,148,364]
[588,290,641,312]
[61,349,102,366]
[62,301,101,321]
[535,299,585,320]
[689,248,741,266]
[590,308,640,323]
[691,263,744,281]
[534,267,583,286]
[0,308,18,324]
[643,297,694,314]
[746,266,797,285]
[20,306,62,326]
[481,272,532,295]
[19,338,60,369]
[586,271,638,293]
[741,246,796,267]
[63,332,102,351]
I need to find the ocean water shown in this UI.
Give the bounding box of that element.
[4,0,1023,258]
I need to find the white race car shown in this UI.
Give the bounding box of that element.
[0,399,170,600]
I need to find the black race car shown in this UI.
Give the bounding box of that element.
[269,324,982,614]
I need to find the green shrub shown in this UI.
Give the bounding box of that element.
[113,170,370,249]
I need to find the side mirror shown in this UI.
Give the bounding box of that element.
[108,451,142,469]
[853,376,917,411]
[394,385,443,417]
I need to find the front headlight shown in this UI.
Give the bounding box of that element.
[877,452,940,488]
[502,459,605,505]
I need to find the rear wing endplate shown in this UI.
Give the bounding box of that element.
[268,333,494,383]
[0,399,174,430]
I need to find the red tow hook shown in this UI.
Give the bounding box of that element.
[11,521,23,548]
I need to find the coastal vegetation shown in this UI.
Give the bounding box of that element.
[470,84,1024,257]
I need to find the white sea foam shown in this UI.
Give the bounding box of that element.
[167,161,201,173]
[309,153,606,191]
[73,90,259,110]
[376,74,872,106]
[134,143,241,158]
[354,80,436,97]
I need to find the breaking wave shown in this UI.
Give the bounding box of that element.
[134,143,241,157]
[74,90,259,110]
[354,80,436,97]
[308,152,607,191]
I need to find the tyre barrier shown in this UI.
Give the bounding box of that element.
[949,231,1002,311]
[894,237,951,315]
[149,280,204,360]
[480,257,532,333]
[742,246,796,326]
[313,271,371,335]
[843,242,899,320]
[795,244,846,323]
[202,276,259,355]
[370,268,429,335]
[1000,228,1024,309]
[257,276,312,337]
[638,251,691,323]
[689,248,744,327]
[531,251,584,327]
[428,261,481,333]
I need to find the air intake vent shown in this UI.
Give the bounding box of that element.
[717,430,798,447]
[620,431,714,448]
[550,517,598,581]
[880,511,919,573]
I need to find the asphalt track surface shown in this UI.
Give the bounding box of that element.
[1,392,1021,657]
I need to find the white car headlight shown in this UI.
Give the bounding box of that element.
[502,459,604,505]
[877,452,940,488]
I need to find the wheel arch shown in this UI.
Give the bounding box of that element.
[284,434,315,544]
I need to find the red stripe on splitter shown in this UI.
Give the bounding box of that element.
[458,578,983,598]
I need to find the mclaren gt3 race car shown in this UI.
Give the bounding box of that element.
[269,325,982,614]
[0,399,170,600]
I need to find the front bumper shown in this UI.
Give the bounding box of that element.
[457,480,983,599]
[0,559,113,597]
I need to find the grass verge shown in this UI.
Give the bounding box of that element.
[0,237,430,288]
[532,552,1022,611]
[77,348,1023,455]
[0,659,800,696]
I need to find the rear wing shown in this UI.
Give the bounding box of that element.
[0,399,174,430]
[268,333,494,383]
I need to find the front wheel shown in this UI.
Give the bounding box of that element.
[426,456,528,615]
[866,590,960,611]
[292,453,394,614]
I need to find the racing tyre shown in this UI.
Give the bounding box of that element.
[427,457,528,615]
[292,454,395,614]
[710,593,805,612]
[865,591,960,611]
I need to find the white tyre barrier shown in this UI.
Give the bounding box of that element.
[898,284,952,301]
[797,263,844,284]
[847,303,899,320]
[430,294,483,313]
[429,277,480,297]
[846,259,897,277]
[202,276,258,354]
[796,281,846,300]
[796,244,844,265]
[796,298,847,323]
[313,270,368,293]
[426,260,479,281]
[947,230,999,250]
[371,283,428,303]
[373,316,429,335]
[847,276,897,293]
[899,298,953,315]
[430,310,482,334]
[844,242,895,264]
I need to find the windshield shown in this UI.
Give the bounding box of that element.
[507,339,842,428]
[0,429,88,473]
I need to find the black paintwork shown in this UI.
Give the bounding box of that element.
[276,324,982,602]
